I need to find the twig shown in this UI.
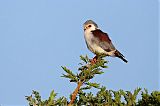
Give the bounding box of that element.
[68,57,97,106]
[68,81,83,106]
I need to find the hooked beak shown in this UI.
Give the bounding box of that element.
[84,26,87,31]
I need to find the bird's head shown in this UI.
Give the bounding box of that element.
[83,20,98,32]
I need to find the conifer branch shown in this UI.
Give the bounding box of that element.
[26,55,160,106]
[68,81,83,106]
[65,55,107,106]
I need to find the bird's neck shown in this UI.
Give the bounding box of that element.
[84,28,98,35]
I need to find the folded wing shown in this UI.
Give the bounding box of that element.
[91,29,116,52]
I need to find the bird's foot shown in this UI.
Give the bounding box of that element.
[90,56,98,65]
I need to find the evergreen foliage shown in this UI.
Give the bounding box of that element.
[26,55,160,106]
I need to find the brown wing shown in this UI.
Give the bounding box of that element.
[91,29,116,52]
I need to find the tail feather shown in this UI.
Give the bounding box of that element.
[115,50,128,63]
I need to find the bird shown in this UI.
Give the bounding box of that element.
[83,20,128,63]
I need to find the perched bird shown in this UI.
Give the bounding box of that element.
[83,20,128,63]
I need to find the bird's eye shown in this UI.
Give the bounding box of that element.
[88,25,92,27]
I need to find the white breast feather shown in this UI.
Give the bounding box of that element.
[84,31,107,54]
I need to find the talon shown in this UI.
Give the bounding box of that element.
[90,55,98,65]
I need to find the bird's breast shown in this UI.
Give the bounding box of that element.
[84,31,106,54]
[84,32,94,52]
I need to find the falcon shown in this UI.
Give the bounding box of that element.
[83,20,128,63]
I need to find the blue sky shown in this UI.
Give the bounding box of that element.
[0,0,159,105]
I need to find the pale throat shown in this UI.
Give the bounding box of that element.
[84,26,97,35]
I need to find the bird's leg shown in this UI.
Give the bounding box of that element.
[90,55,98,64]
[93,55,98,63]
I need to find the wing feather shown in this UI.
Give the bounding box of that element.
[91,29,115,52]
